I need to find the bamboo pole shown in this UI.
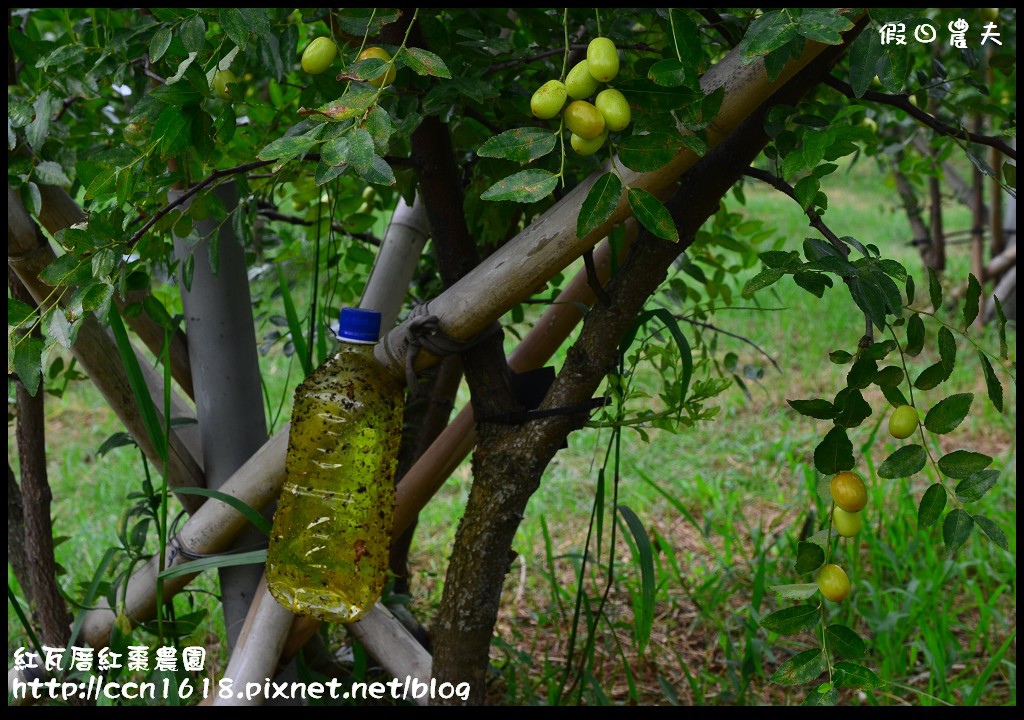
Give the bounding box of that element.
[360,195,431,327]
[8,188,207,513]
[77,36,836,649]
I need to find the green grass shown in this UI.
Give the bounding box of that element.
[8,157,1016,706]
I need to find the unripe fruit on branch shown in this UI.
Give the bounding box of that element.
[564,100,606,140]
[817,564,851,602]
[570,129,608,156]
[212,69,237,100]
[832,507,862,538]
[531,79,568,120]
[595,88,631,132]
[587,37,620,83]
[888,405,919,439]
[302,37,338,75]
[830,471,867,513]
[565,60,600,100]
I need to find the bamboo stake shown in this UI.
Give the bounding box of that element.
[8,188,207,513]
[360,195,431,327]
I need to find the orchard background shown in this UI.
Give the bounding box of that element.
[7,7,1016,707]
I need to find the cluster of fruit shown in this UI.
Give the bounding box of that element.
[817,405,920,603]
[529,37,631,156]
[302,37,396,88]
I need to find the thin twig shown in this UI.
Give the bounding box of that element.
[824,76,1016,160]
[676,314,782,374]
[256,207,381,246]
[127,160,273,247]
[744,167,850,257]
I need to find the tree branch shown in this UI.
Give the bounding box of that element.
[743,167,850,257]
[823,75,1017,160]
[127,160,274,247]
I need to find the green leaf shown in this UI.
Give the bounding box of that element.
[787,399,835,420]
[171,487,272,535]
[913,362,946,391]
[905,273,916,305]
[814,426,854,475]
[771,649,827,686]
[769,583,821,600]
[34,160,71,186]
[27,91,53,152]
[993,295,1007,359]
[617,505,655,654]
[577,172,623,240]
[154,104,193,159]
[917,483,946,528]
[833,661,884,689]
[742,268,785,298]
[847,274,887,331]
[180,15,206,53]
[159,549,267,581]
[827,625,867,660]
[795,8,855,44]
[793,175,820,211]
[942,509,974,556]
[356,154,396,187]
[878,444,927,479]
[618,132,684,173]
[954,470,998,504]
[149,25,173,62]
[927,266,942,311]
[833,387,872,429]
[880,383,909,408]
[477,127,557,163]
[829,350,853,365]
[8,299,35,327]
[923,393,973,434]
[760,250,802,270]
[905,313,924,356]
[793,271,833,298]
[794,541,825,574]
[13,336,45,396]
[846,357,877,390]
[259,127,323,166]
[848,29,883,97]
[647,58,688,87]
[759,605,820,635]
[802,684,838,706]
[402,47,452,78]
[938,450,992,479]
[873,365,904,387]
[973,516,1009,551]
[277,267,310,377]
[978,352,1003,413]
[962,273,981,329]
[480,170,558,203]
[107,306,167,463]
[937,326,956,380]
[739,10,798,62]
[628,187,678,241]
[46,309,73,349]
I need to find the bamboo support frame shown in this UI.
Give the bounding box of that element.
[77,36,835,677]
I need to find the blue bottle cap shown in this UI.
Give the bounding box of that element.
[337,307,382,343]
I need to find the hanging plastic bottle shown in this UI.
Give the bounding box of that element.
[266,307,404,623]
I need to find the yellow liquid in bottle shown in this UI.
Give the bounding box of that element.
[266,341,403,623]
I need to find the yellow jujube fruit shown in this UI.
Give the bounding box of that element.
[358,47,397,88]
[888,404,919,439]
[817,564,851,602]
[832,507,863,538]
[563,100,605,140]
[830,471,867,513]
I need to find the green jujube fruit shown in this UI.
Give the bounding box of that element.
[595,88,630,132]
[570,129,608,156]
[587,37,620,83]
[565,60,600,99]
[531,79,568,119]
[302,37,338,75]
